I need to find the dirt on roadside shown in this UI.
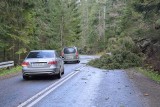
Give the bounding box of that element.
[0,71,21,80]
[126,68,160,107]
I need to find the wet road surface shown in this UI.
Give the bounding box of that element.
[0,55,148,107]
[34,67,148,107]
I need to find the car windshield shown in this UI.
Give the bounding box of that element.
[27,51,55,58]
[64,48,76,54]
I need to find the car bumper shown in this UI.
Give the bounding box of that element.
[63,58,79,62]
[22,68,58,76]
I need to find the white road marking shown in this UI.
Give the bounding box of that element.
[17,68,82,107]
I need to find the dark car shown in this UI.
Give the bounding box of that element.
[21,50,64,80]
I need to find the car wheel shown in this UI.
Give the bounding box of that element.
[77,60,80,63]
[62,68,64,75]
[23,75,29,80]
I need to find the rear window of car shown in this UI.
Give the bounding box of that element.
[64,48,76,54]
[27,51,55,58]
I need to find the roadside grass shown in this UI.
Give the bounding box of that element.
[0,66,22,77]
[136,67,160,83]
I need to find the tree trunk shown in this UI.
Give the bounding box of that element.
[3,48,6,61]
[60,15,64,48]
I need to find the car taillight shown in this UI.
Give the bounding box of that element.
[76,52,79,58]
[61,52,64,56]
[48,61,57,65]
[21,62,29,67]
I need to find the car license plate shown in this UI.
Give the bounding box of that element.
[32,63,46,67]
[66,56,73,59]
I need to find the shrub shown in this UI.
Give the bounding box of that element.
[88,50,143,69]
[88,35,143,69]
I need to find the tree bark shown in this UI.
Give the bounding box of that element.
[60,15,64,47]
[3,48,6,61]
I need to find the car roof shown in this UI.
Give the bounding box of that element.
[63,46,77,49]
[30,50,56,52]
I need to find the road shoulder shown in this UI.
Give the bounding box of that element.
[126,68,160,107]
[0,71,21,80]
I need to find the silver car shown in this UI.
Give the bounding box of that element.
[61,47,80,63]
[21,50,64,80]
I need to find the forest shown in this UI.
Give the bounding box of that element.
[0,0,160,72]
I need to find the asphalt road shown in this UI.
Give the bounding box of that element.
[0,55,149,107]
